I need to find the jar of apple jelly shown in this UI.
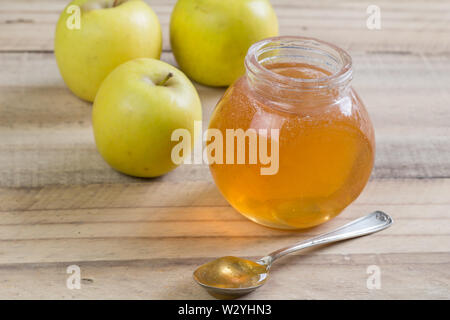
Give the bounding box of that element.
[208,36,375,229]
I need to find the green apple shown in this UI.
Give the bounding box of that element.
[55,0,162,102]
[92,58,202,177]
[170,0,278,87]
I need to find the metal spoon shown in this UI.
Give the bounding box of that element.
[193,210,393,298]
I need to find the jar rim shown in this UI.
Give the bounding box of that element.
[245,36,353,90]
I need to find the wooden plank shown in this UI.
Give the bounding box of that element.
[1,179,449,212]
[0,210,449,241]
[1,0,450,53]
[0,235,449,266]
[1,203,449,224]
[0,253,449,299]
[0,185,449,298]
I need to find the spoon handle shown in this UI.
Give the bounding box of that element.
[260,211,393,265]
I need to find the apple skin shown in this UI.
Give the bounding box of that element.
[55,0,162,102]
[170,0,278,87]
[92,58,202,177]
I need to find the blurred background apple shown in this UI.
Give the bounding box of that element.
[55,0,162,102]
[170,0,278,87]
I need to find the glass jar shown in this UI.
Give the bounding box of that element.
[208,36,375,229]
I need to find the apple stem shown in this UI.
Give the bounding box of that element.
[113,0,127,7]
[158,73,173,86]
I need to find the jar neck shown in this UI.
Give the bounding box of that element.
[244,36,353,110]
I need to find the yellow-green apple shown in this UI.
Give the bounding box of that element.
[170,0,278,87]
[55,0,162,102]
[92,58,202,177]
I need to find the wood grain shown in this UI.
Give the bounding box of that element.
[0,179,448,300]
[0,0,449,299]
[1,253,449,299]
[1,51,449,187]
[1,0,450,53]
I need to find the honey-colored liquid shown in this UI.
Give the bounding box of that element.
[208,62,375,229]
[194,256,268,289]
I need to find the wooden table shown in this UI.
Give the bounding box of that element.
[1,0,449,299]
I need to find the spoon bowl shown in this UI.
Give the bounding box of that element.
[194,280,266,299]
